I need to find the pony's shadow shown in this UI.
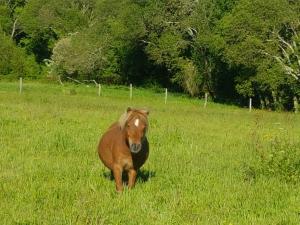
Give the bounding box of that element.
[102,169,156,183]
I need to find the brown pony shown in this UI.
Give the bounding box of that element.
[98,107,149,192]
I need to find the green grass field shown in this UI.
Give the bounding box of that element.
[1,81,300,225]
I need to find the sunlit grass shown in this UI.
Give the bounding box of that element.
[0,81,299,225]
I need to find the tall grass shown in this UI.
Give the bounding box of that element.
[245,115,300,184]
[0,81,300,225]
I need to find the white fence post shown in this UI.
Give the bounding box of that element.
[204,92,208,108]
[58,76,63,86]
[130,83,132,100]
[165,88,168,104]
[19,77,23,94]
[294,96,299,113]
[249,97,252,112]
[98,83,101,96]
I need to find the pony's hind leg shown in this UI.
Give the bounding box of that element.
[113,164,123,192]
[128,169,137,189]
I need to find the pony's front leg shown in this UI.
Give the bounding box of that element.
[128,169,137,189]
[113,165,123,192]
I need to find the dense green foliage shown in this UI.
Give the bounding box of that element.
[1,82,300,224]
[0,0,299,110]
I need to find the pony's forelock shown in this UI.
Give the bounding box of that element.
[118,109,149,131]
[118,110,132,130]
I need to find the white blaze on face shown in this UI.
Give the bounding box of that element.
[134,118,139,127]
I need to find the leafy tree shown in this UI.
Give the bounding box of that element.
[216,0,298,109]
[141,0,195,91]
[19,0,95,62]
[0,31,40,78]
[94,0,146,83]
[49,0,146,83]
[0,3,11,34]
[49,32,109,80]
[0,0,299,111]
[0,0,26,39]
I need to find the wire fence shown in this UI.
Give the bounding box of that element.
[14,77,221,109]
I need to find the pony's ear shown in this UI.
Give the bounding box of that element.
[139,109,149,115]
[127,107,132,113]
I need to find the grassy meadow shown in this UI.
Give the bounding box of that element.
[0,81,300,225]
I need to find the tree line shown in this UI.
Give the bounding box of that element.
[0,0,299,111]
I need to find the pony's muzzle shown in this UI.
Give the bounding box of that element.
[130,143,142,153]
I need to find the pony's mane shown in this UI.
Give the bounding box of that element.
[118,111,132,130]
[118,109,148,130]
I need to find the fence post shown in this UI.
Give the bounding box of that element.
[165,88,168,104]
[294,96,299,113]
[130,83,132,100]
[249,97,252,112]
[98,83,101,96]
[19,77,23,94]
[58,75,63,86]
[204,92,208,108]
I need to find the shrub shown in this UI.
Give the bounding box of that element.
[0,32,40,78]
[246,137,300,183]
[173,59,201,97]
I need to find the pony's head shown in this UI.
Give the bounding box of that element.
[119,107,149,154]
